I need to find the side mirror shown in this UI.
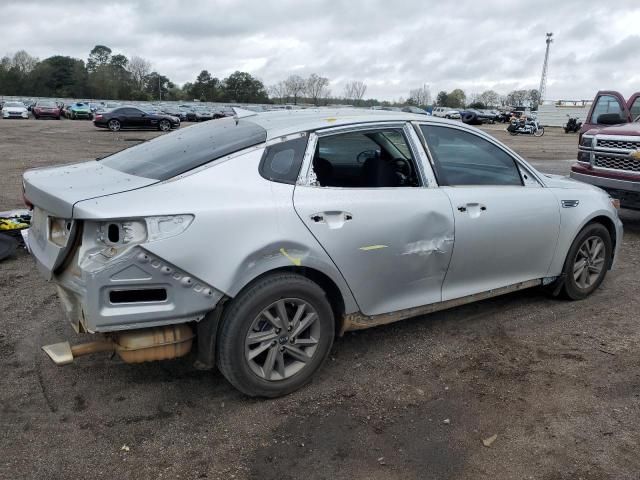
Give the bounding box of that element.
[597,113,625,125]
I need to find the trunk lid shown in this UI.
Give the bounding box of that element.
[23,160,158,218]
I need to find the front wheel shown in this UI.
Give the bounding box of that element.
[158,119,171,131]
[108,119,121,132]
[534,127,544,137]
[561,223,612,300]
[217,273,335,397]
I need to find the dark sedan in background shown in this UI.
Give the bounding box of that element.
[93,106,180,132]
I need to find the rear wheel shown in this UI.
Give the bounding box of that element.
[108,119,121,132]
[158,119,171,131]
[217,273,335,397]
[561,223,612,300]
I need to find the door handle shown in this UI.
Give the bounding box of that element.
[310,212,353,229]
[457,204,487,215]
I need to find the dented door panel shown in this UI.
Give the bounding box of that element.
[294,185,455,316]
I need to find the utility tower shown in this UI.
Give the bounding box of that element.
[538,32,553,104]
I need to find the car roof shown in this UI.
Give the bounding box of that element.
[245,108,457,139]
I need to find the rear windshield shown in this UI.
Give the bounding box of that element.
[100,117,267,180]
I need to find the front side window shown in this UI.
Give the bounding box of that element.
[420,125,522,186]
[312,128,420,188]
[630,97,640,121]
[591,94,623,123]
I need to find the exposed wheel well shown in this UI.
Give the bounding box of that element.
[244,266,347,335]
[586,215,617,265]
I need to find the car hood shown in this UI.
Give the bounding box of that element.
[586,123,640,136]
[544,173,602,191]
[23,160,158,218]
[4,107,27,113]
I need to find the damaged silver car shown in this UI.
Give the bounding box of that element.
[24,109,623,397]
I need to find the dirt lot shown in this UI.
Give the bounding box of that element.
[1,119,639,480]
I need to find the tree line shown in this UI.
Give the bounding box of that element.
[0,46,270,103]
[0,46,540,109]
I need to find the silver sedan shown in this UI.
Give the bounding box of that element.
[23,109,623,397]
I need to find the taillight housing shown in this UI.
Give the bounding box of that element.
[94,114,103,121]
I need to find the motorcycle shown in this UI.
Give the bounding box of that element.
[507,117,544,137]
[564,114,582,133]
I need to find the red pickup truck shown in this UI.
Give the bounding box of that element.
[571,91,640,209]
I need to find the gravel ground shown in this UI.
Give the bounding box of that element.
[1,119,639,480]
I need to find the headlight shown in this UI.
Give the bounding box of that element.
[580,135,594,148]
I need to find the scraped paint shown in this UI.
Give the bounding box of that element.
[359,245,388,251]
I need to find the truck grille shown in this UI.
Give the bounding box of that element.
[596,139,640,150]
[594,154,640,172]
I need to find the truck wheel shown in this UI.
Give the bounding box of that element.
[217,273,335,397]
[560,223,612,300]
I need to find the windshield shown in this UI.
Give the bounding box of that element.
[5,102,24,108]
[38,101,56,107]
[100,117,267,180]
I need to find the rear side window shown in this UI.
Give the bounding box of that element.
[100,118,267,180]
[420,125,522,186]
[259,136,307,184]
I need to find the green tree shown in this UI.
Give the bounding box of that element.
[436,90,448,106]
[222,71,267,103]
[446,89,466,108]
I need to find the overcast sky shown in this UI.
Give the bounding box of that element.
[2,0,640,101]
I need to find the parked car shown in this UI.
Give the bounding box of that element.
[2,101,29,119]
[68,102,93,120]
[24,110,622,398]
[93,105,180,131]
[186,106,214,122]
[160,106,187,121]
[213,106,236,119]
[33,100,61,120]
[571,90,640,210]
[432,107,461,119]
[402,106,430,115]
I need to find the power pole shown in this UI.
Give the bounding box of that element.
[538,32,553,104]
[158,74,162,101]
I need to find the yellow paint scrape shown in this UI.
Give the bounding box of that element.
[359,245,388,251]
[280,248,302,266]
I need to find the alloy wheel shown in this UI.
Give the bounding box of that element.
[573,235,606,289]
[159,120,171,131]
[108,119,120,132]
[244,298,321,381]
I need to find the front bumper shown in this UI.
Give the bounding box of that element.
[570,165,640,209]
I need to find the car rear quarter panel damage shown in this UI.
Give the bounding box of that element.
[73,148,359,315]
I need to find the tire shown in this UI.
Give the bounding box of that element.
[534,127,544,137]
[158,119,171,131]
[108,119,121,132]
[217,273,335,397]
[461,112,476,124]
[560,223,612,300]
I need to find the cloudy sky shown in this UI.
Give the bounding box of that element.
[2,0,640,101]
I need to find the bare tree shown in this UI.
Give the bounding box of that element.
[304,73,330,106]
[408,85,431,106]
[479,90,500,108]
[343,80,367,105]
[12,50,38,74]
[128,56,152,91]
[284,75,305,105]
[267,81,288,103]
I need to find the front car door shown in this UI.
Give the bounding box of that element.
[417,123,561,301]
[580,91,630,136]
[293,122,455,316]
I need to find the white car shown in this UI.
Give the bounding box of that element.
[2,101,29,119]
[432,107,461,119]
[25,109,623,397]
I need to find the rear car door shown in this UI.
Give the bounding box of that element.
[293,123,455,317]
[418,123,560,301]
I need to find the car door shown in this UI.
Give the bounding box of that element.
[293,123,455,317]
[580,91,630,136]
[418,123,561,301]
